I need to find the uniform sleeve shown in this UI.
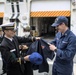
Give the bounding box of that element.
[1,46,18,63]
[1,46,25,64]
[56,37,76,61]
[15,36,35,43]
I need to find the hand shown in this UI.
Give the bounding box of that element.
[49,44,57,51]
[22,45,28,50]
[41,45,45,49]
[19,45,28,50]
[24,55,30,61]
[35,37,41,40]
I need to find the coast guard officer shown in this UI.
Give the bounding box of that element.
[49,16,76,75]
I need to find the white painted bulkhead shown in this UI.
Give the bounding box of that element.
[31,0,70,12]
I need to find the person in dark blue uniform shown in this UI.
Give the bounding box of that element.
[49,16,76,75]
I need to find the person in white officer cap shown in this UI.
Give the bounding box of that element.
[0,22,42,75]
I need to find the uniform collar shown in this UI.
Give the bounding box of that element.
[61,29,70,37]
[4,35,13,41]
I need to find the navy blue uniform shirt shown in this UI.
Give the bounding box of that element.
[51,29,76,74]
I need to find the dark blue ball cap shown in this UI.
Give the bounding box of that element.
[51,16,68,27]
[29,52,43,65]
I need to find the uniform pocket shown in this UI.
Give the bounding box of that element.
[60,41,68,49]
